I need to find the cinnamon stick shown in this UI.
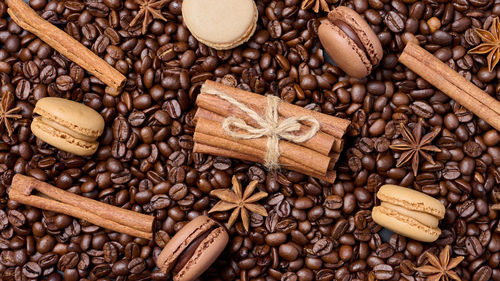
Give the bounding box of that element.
[7,0,126,94]
[195,107,344,154]
[193,143,337,183]
[199,80,351,139]
[399,42,500,131]
[9,174,154,239]
[194,118,332,174]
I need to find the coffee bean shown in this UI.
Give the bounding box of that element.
[385,11,405,33]
[373,264,394,280]
[0,210,8,230]
[473,266,492,281]
[410,101,434,118]
[466,236,484,257]
[7,210,25,227]
[22,261,41,278]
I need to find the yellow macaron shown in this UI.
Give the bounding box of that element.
[372,184,445,242]
[31,97,105,156]
[181,0,258,50]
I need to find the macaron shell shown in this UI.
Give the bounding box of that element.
[377,184,445,218]
[34,97,104,137]
[372,206,441,242]
[201,16,257,50]
[318,20,370,78]
[31,117,98,156]
[182,0,258,50]
[157,216,228,277]
[174,226,229,281]
[329,6,383,66]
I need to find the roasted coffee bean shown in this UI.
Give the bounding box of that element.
[373,264,394,280]
[22,261,41,278]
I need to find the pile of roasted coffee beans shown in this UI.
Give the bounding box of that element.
[0,0,499,280]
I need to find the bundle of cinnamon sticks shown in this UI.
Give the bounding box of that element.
[193,80,350,183]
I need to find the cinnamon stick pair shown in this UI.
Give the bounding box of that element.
[193,80,350,183]
[6,0,126,94]
[9,174,154,239]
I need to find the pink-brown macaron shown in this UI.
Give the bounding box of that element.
[156,216,228,281]
[318,7,383,78]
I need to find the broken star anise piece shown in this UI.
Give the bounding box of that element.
[0,91,22,137]
[209,176,268,231]
[129,0,169,34]
[389,120,441,176]
[469,16,500,72]
[415,245,464,281]
[300,0,332,13]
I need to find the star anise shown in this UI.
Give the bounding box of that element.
[492,190,500,232]
[415,245,464,281]
[300,0,332,13]
[469,16,500,72]
[209,176,268,231]
[129,0,169,34]
[389,120,441,176]
[0,91,22,137]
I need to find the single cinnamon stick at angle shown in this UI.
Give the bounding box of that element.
[9,174,154,239]
[194,117,332,174]
[193,143,337,183]
[199,80,351,139]
[399,42,500,131]
[194,107,344,154]
[7,0,126,94]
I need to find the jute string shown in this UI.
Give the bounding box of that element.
[202,87,320,170]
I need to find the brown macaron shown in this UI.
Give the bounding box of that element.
[318,7,383,78]
[156,216,228,281]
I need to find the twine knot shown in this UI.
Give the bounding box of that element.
[203,87,320,170]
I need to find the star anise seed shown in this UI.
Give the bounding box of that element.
[469,16,500,72]
[389,120,441,176]
[0,91,22,137]
[300,0,332,13]
[129,0,169,34]
[209,176,268,231]
[415,245,464,281]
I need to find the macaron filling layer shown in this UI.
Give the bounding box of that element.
[331,19,367,56]
[381,202,439,228]
[34,116,98,143]
[374,206,441,237]
[172,225,217,273]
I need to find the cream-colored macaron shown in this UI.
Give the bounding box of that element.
[31,97,105,156]
[182,0,258,50]
[372,184,445,242]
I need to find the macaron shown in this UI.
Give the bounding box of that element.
[31,97,105,156]
[181,0,258,50]
[318,6,383,78]
[157,216,229,281]
[372,185,445,242]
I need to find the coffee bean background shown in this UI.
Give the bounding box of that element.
[0,0,500,280]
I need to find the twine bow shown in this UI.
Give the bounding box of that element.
[203,88,320,170]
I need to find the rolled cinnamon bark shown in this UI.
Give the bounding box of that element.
[194,130,331,174]
[199,80,350,138]
[399,42,500,131]
[9,174,154,239]
[195,108,344,154]
[193,143,337,183]
[7,0,126,94]
[195,117,332,174]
